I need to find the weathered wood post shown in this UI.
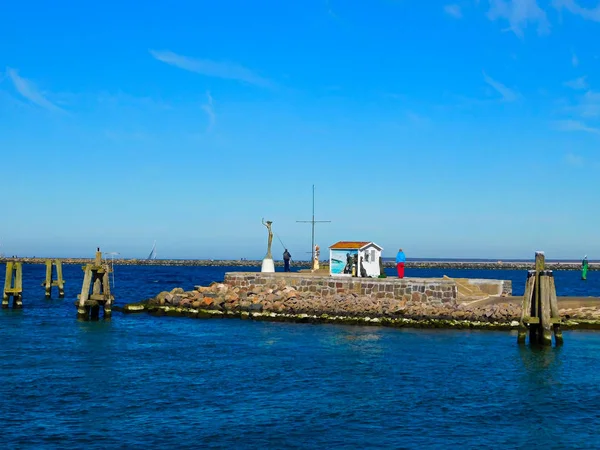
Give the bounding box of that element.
[42,259,65,298]
[540,271,553,346]
[76,248,113,320]
[3,262,23,308]
[517,271,535,344]
[517,251,563,346]
[532,252,544,344]
[548,274,563,346]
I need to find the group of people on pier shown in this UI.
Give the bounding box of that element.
[280,247,408,279]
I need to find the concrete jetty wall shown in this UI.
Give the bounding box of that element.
[223,273,512,306]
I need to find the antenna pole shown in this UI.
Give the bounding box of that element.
[297,184,331,269]
[312,185,315,264]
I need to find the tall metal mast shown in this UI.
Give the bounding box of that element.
[296,185,331,266]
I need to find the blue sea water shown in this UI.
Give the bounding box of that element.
[2,264,600,449]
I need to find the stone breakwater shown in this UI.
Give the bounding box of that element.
[119,273,546,330]
[124,283,523,329]
[0,257,594,271]
[122,285,600,330]
[0,257,311,268]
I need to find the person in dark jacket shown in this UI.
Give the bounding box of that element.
[283,249,292,272]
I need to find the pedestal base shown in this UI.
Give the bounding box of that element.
[261,258,275,273]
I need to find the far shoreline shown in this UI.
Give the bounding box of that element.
[0,257,593,271]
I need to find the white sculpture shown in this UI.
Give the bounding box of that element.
[313,244,320,271]
[261,218,275,273]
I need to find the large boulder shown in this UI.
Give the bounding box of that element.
[155,291,171,305]
[239,300,252,312]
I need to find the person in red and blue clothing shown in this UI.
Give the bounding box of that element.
[396,248,406,278]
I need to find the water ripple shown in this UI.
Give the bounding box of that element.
[1,265,600,448]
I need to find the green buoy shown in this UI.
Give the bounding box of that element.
[582,255,589,280]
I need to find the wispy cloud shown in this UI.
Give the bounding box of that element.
[444,4,463,18]
[572,52,579,67]
[565,152,584,166]
[573,91,600,117]
[487,0,550,37]
[149,50,272,88]
[560,89,600,118]
[201,91,215,131]
[555,119,600,134]
[564,76,588,90]
[483,71,519,102]
[6,67,63,112]
[325,0,339,19]
[553,0,600,22]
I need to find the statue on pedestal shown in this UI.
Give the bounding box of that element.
[262,218,273,259]
[313,244,320,271]
[261,218,275,273]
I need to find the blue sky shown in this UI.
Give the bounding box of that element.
[1,0,600,260]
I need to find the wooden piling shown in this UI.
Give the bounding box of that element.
[517,252,563,346]
[42,259,65,298]
[3,262,23,308]
[76,248,113,320]
[540,272,553,346]
[518,271,535,344]
[548,274,564,346]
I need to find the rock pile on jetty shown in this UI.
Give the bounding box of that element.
[121,280,600,329]
[133,281,522,325]
[560,306,600,320]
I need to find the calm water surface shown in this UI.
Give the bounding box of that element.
[1,265,600,448]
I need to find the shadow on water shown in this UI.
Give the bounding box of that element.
[517,344,563,384]
[513,344,570,446]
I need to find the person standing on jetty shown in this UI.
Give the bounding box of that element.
[283,249,292,272]
[582,255,589,280]
[396,248,406,278]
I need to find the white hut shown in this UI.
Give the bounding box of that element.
[329,241,384,277]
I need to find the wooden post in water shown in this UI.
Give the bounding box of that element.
[76,248,113,320]
[2,262,23,308]
[42,259,65,298]
[540,271,553,346]
[548,274,564,346]
[517,271,535,344]
[532,252,545,344]
[517,251,562,346]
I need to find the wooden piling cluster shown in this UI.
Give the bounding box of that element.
[2,262,23,308]
[42,259,65,298]
[76,248,113,320]
[518,251,563,346]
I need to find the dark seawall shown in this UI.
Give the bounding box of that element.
[0,257,592,271]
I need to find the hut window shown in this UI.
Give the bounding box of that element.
[371,250,376,261]
[364,252,369,262]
